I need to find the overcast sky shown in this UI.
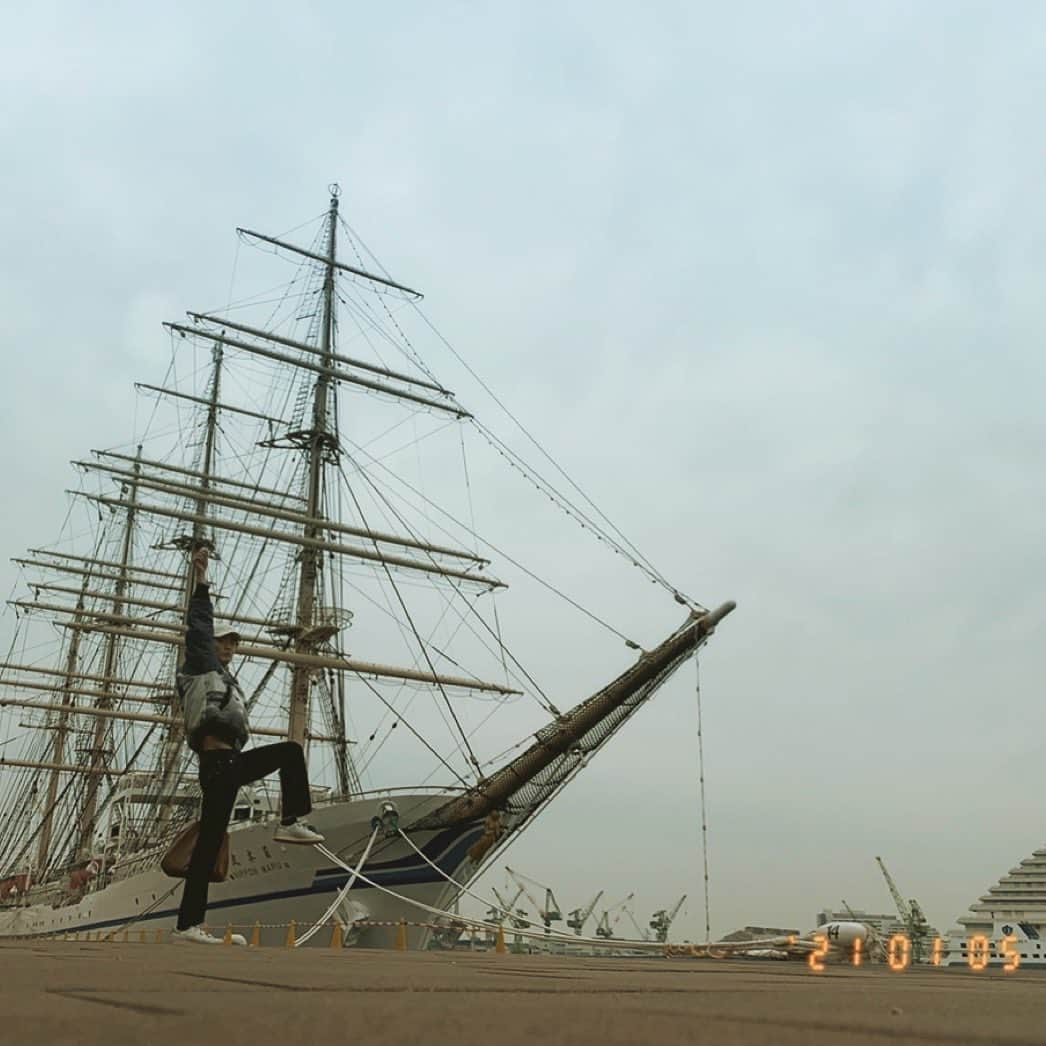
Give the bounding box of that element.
[3,1,1046,940]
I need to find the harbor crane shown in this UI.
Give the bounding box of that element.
[595,892,635,939]
[623,900,649,941]
[487,884,526,929]
[875,856,931,961]
[506,866,563,936]
[649,895,686,942]
[567,890,604,935]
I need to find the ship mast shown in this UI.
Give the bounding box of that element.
[34,586,88,872]
[75,450,142,858]
[287,188,339,747]
[154,345,224,820]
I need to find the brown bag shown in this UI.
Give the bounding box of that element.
[160,821,230,883]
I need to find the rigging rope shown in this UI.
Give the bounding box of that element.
[335,217,701,612]
[339,469,482,776]
[353,675,472,789]
[458,426,478,555]
[342,451,547,679]
[695,654,711,944]
[406,318,695,601]
[472,421,702,610]
[345,439,638,648]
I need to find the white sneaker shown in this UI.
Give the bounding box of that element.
[172,924,223,946]
[273,820,325,845]
[172,924,247,946]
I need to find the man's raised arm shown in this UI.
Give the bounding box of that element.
[182,547,221,676]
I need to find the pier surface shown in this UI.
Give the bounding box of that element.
[4,941,1043,1046]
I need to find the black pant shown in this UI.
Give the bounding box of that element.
[176,741,312,930]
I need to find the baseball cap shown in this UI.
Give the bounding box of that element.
[214,626,241,642]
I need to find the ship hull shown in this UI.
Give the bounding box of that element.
[943,919,1046,969]
[0,791,485,949]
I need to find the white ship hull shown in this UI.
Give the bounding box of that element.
[940,844,1046,967]
[0,791,485,949]
[943,920,1046,968]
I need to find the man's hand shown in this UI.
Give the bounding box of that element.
[192,547,210,584]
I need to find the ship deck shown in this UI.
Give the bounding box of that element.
[5,940,1045,1046]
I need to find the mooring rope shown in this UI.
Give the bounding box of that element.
[294,824,380,947]
[393,828,567,938]
[312,840,662,952]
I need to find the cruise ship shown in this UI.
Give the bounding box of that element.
[945,845,1046,967]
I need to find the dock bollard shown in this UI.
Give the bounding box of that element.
[285,920,297,948]
[495,926,506,955]
[249,922,261,948]
[330,922,343,949]
[395,919,407,951]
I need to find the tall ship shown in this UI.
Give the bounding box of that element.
[0,188,733,946]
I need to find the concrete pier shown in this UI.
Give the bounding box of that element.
[4,941,1043,1045]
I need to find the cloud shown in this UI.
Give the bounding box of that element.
[3,1,1046,938]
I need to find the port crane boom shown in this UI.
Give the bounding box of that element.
[488,885,525,926]
[567,890,604,935]
[650,895,686,942]
[595,892,635,939]
[506,866,563,935]
[875,856,930,961]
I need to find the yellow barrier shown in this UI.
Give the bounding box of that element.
[56,915,544,954]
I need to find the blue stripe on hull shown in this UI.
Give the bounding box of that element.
[311,823,480,881]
